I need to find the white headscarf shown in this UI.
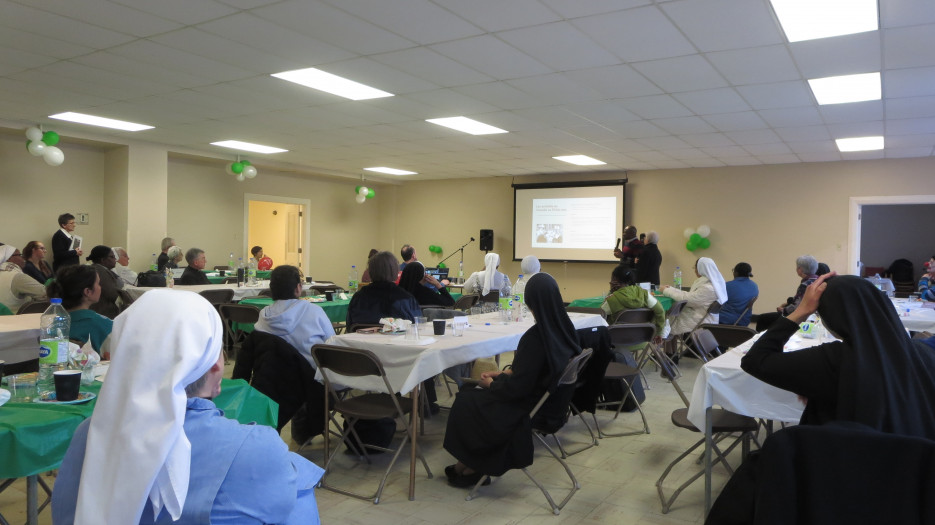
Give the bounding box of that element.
[521,255,540,277]
[0,245,15,266]
[74,290,223,525]
[696,257,728,305]
[481,252,501,295]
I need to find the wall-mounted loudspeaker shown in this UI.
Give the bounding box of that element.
[479,229,494,251]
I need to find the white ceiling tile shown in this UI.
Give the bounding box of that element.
[453,81,548,110]
[818,101,884,124]
[885,67,935,98]
[724,128,780,145]
[434,0,561,32]
[111,0,238,25]
[787,140,838,154]
[398,89,497,114]
[541,0,651,18]
[701,145,748,157]
[797,152,842,162]
[566,65,661,99]
[775,125,832,142]
[150,28,296,75]
[0,47,60,74]
[882,0,935,28]
[634,136,692,150]
[498,22,619,71]
[737,81,814,109]
[34,61,178,100]
[0,25,95,60]
[371,47,493,88]
[632,55,728,93]
[604,120,668,139]
[788,32,881,78]
[885,133,935,148]
[754,154,800,164]
[885,147,934,158]
[840,150,886,160]
[667,148,714,160]
[757,106,823,127]
[0,0,136,49]
[651,116,717,135]
[564,124,618,142]
[743,143,792,155]
[566,101,642,127]
[74,50,213,89]
[506,73,604,105]
[702,111,768,131]
[661,0,783,52]
[431,35,552,80]
[886,96,935,119]
[620,95,693,119]
[884,26,935,69]
[707,45,800,85]
[108,40,255,82]
[511,106,592,127]
[324,57,439,95]
[572,6,697,62]
[887,118,935,135]
[672,88,751,114]
[721,156,761,166]
[30,0,182,37]
[322,0,483,45]
[217,0,281,8]
[685,158,727,167]
[679,133,735,148]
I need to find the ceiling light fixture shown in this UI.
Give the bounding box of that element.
[49,112,153,131]
[426,116,508,135]
[808,72,881,105]
[364,167,417,175]
[769,0,878,43]
[271,67,393,100]
[836,136,884,152]
[210,140,288,154]
[552,155,607,166]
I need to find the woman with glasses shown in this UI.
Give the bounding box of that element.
[22,240,54,284]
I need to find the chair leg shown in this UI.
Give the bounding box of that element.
[552,404,598,458]
[656,431,750,513]
[592,378,650,438]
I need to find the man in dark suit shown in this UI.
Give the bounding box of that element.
[52,213,82,271]
[178,248,211,285]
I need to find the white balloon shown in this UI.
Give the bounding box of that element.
[697,225,711,238]
[683,228,696,239]
[42,146,64,166]
[28,140,46,157]
[236,173,245,182]
[355,194,367,204]
[358,186,369,196]
[25,127,42,142]
[225,163,235,175]
[243,165,257,179]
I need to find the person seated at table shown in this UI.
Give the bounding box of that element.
[251,245,274,271]
[816,261,831,276]
[398,244,417,272]
[917,256,935,301]
[360,248,378,283]
[520,255,540,279]
[443,273,581,488]
[719,262,758,327]
[178,248,211,285]
[253,265,334,366]
[660,257,727,335]
[601,265,665,338]
[0,245,47,311]
[462,252,511,297]
[156,236,175,271]
[346,251,421,326]
[112,247,137,287]
[51,290,325,525]
[47,265,112,357]
[399,261,454,307]
[86,245,124,319]
[755,255,819,332]
[22,240,54,284]
[634,230,662,285]
[165,245,184,270]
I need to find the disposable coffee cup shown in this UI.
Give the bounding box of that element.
[325,291,334,301]
[0,359,5,379]
[433,319,446,336]
[219,269,226,276]
[53,370,82,401]
[306,276,313,284]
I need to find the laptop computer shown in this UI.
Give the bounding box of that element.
[425,267,449,281]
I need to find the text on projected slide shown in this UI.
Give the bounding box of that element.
[531,197,616,249]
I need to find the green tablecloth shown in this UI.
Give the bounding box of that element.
[569,293,673,311]
[204,270,272,284]
[0,378,277,478]
[239,292,464,327]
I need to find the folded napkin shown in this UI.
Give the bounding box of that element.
[379,317,412,332]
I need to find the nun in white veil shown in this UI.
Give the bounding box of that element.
[462,252,512,297]
[661,256,728,335]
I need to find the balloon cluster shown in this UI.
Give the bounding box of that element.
[353,185,375,204]
[25,127,65,166]
[427,245,443,254]
[683,224,712,251]
[226,160,257,182]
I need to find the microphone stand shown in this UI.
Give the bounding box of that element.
[438,237,474,282]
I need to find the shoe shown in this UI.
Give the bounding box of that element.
[447,470,491,488]
[445,465,458,481]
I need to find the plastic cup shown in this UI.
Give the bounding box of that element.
[405,323,419,341]
[53,370,82,401]
[452,321,465,337]
[433,319,446,335]
[9,374,37,401]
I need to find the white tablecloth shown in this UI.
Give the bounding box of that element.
[891,298,935,332]
[325,312,607,395]
[0,313,41,365]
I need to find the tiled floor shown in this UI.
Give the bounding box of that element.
[0,356,742,524]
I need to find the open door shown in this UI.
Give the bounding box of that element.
[245,194,311,271]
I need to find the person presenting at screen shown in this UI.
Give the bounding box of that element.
[613,226,642,267]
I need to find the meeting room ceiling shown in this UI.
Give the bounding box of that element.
[1,0,934,181]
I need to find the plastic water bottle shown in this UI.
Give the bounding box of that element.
[673,266,682,290]
[228,252,235,269]
[39,299,70,393]
[512,274,525,322]
[247,257,258,286]
[348,265,359,293]
[164,267,174,288]
[237,258,245,287]
[150,253,158,272]
[498,277,512,312]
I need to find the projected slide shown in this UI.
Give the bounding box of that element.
[531,197,616,249]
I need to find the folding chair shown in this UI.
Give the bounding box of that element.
[699,324,756,350]
[452,294,478,311]
[658,300,687,375]
[609,307,654,325]
[117,289,135,313]
[732,295,758,326]
[198,288,234,307]
[592,323,653,437]
[676,301,723,362]
[311,344,433,504]
[690,328,723,361]
[466,348,593,515]
[17,300,51,315]
[565,306,607,320]
[218,303,260,361]
[649,342,757,514]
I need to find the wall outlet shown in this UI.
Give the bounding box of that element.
[77,213,89,225]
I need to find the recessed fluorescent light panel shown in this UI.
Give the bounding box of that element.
[49,112,153,131]
[552,155,606,166]
[364,167,417,176]
[836,136,884,152]
[770,0,878,42]
[210,140,288,154]
[271,67,393,100]
[426,117,508,135]
[808,72,881,105]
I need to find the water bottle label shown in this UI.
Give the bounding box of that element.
[39,339,68,364]
[499,296,511,309]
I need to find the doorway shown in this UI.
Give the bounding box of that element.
[848,195,935,277]
[244,194,311,271]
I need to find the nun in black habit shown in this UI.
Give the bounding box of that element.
[707,273,935,524]
[443,273,581,488]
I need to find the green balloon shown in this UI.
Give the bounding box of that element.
[686,240,697,251]
[436,246,443,253]
[438,263,446,269]
[231,162,244,174]
[240,159,250,166]
[699,238,711,249]
[42,131,60,146]
[366,188,375,198]
[355,185,361,194]
[690,233,702,243]
[26,140,31,151]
